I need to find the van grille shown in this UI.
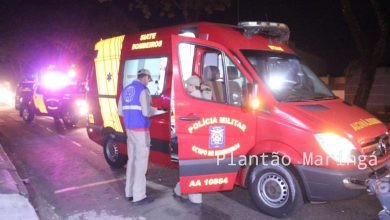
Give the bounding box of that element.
[361,133,389,157]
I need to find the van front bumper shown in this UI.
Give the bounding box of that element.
[296,161,390,201]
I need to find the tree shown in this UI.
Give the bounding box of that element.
[127,0,231,22]
[341,0,388,108]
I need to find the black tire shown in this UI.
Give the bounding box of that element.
[103,138,127,168]
[248,159,303,218]
[20,105,34,122]
[62,110,78,128]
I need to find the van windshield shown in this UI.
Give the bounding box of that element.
[241,50,335,102]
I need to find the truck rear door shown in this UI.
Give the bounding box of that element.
[171,35,256,193]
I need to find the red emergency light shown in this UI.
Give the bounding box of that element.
[237,21,290,42]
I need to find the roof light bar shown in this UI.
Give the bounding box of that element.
[237,21,290,42]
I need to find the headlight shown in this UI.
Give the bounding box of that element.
[75,99,88,115]
[314,133,357,164]
[75,99,87,106]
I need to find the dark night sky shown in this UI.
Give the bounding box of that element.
[232,0,390,75]
[0,0,389,82]
[133,0,389,75]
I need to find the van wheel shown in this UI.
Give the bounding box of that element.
[103,138,127,168]
[248,160,303,218]
[21,106,34,122]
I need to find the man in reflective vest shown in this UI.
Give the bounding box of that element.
[118,68,156,205]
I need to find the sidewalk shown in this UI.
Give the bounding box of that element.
[0,143,39,220]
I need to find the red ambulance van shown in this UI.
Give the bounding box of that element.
[86,21,390,217]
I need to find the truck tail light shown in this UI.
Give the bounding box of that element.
[88,114,95,124]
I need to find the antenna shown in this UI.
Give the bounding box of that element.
[264,13,273,44]
[237,0,240,23]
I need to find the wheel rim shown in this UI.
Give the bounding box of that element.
[22,108,29,120]
[257,172,289,208]
[106,140,119,162]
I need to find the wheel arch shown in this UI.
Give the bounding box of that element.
[102,127,117,142]
[102,129,128,169]
[102,126,127,155]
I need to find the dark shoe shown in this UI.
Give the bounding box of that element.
[133,197,154,206]
[172,190,188,200]
[126,197,133,202]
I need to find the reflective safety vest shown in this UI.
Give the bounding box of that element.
[121,80,150,129]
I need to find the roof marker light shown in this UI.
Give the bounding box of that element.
[179,27,197,38]
[179,32,196,38]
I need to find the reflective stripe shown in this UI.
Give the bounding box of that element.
[47,106,59,110]
[180,157,241,177]
[122,105,142,111]
[33,93,48,114]
[95,35,125,133]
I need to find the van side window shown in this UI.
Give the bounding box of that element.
[225,57,248,106]
[178,43,216,101]
[202,52,248,105]
[122,57,168,96]
[178,42,248,106]
[202,52,226,103]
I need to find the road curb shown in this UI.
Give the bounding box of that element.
[0,143,39,220]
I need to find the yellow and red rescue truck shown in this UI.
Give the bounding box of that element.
[86,21,390,217]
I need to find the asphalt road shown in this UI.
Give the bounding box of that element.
[0,103,382,220]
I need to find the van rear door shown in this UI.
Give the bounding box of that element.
[171,35,256,193]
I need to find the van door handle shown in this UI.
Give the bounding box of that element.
[179,115,200,121]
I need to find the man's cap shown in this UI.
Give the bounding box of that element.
[137,69,152,81]
[186,75,201,87]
